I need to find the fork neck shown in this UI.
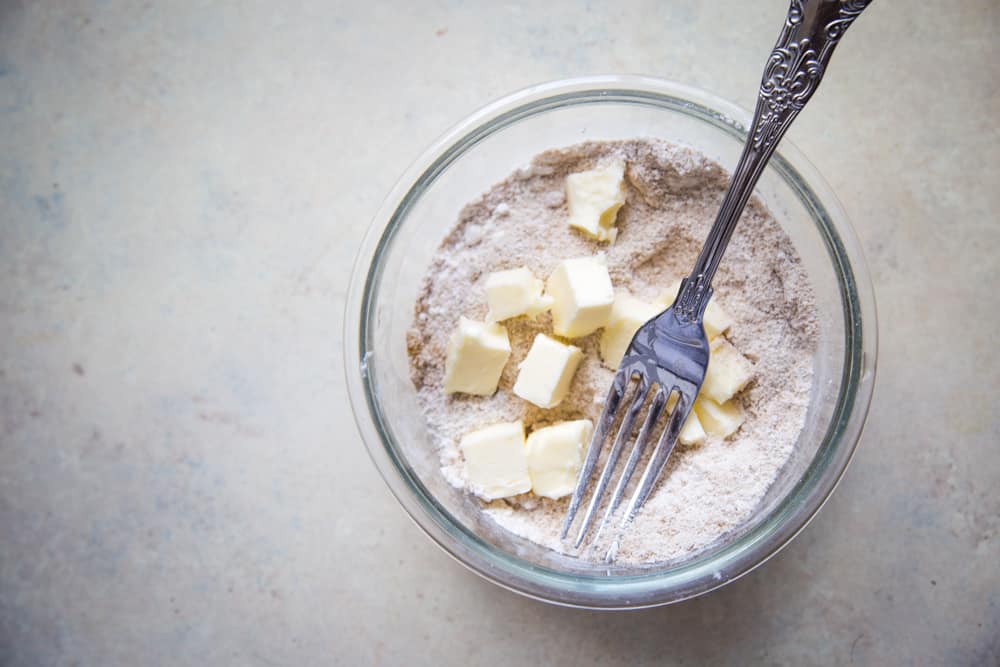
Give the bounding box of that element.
[674,0,871,324]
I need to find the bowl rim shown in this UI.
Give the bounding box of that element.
[344,75,878,609]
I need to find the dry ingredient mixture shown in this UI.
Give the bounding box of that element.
[406,138,817,564]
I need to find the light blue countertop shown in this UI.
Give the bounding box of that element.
[1,1,997,664]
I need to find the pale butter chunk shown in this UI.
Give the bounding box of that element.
[666,392,708,446]
[701,337,754,404]
[460,421,531,500]
[599,292,661,368]
[443,316,511,396]
[484,267,554,322]
[525,419,592,499]
[693,396,745,438]
[546,255,615,338]
[655,279,734,340]
[565,162,627,242]
[513,334,583,409]
[680,409,707,446]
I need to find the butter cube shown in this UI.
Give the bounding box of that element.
[678,407,707,446]
[460,421,531,500]
[513,334,583,408]
[484,267,553,322]
[693,396,745,438]
[546,255,614,338]
[666,393,708,446]
[443,317,511,396]
[599,292,660,368]
[565,162,627,242]
[701,337,753,404]
[655,279,733,339]
[525,419,592,499]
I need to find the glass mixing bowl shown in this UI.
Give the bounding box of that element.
[344,76,877,609]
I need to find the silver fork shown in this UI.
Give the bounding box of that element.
[562,0,873,556]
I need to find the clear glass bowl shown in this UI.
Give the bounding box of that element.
[344,76,877,609]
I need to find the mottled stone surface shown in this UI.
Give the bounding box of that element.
[1,1,997,664]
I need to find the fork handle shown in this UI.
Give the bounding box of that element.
[676,0,872,322]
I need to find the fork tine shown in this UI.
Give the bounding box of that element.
[591,386,670,543]
[559,373,626,539]
[573,376,650,548]
[620,391,692,528]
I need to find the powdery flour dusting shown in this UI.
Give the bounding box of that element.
[406,138,817,564]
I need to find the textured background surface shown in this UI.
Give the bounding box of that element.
[1,1,998,664]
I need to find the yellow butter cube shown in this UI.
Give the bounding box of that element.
[655,279,733,340]
[460,421,531,500]
[679,408,707,446]
[701,337,753,404]
[693,396,745,438]
[443,317,511,396]
[484,267,553,322]
[546,255,614,338]
[513,334,584,408]
[565,162,627,242]
[665,392,708,446]
[525,419,592,499]
[599,292,660,368]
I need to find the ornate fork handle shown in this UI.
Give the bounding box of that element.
[675,0,872,322]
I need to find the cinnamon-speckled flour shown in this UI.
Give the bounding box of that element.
[406,138,817,564]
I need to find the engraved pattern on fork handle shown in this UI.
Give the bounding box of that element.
[675,0,872,324]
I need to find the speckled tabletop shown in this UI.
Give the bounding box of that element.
[1,1,997,665]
